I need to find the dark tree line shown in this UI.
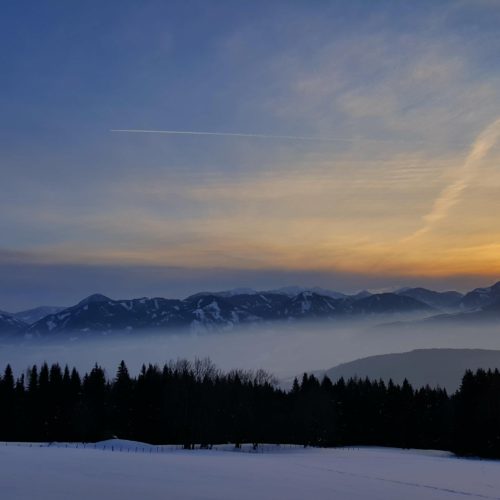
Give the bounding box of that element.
[1,360,499,458]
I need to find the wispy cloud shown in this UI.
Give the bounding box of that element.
[406,118,500,241]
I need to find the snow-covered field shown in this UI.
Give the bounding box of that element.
[1,441,499,500]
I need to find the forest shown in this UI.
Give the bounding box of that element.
[0,359,499,458]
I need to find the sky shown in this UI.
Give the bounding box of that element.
[2,0,500,310]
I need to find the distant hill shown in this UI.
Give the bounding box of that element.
[417,299,500,326]
[395,287,463,310]
[321,348,500,393]
[460,282,500,310]
[265,286,347,299]
[13,306,65,324]
[0,312,28,336]
[349,293,434,314]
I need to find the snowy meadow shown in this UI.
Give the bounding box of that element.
[1,442,499,500]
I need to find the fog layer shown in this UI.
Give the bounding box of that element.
[1,317,500,381]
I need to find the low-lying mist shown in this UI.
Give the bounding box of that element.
[1,317,500,381]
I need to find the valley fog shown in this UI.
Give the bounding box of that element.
[2,318,500,380]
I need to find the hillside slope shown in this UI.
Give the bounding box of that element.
[322,348,500,392]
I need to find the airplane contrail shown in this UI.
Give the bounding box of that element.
[110,128,427,144]
[405,117,500,241]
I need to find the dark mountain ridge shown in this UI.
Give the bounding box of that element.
[20,291,433,336]
[1,280,499,337]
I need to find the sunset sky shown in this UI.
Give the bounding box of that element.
[2,1,500,309]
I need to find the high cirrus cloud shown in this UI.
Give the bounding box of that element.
[406,118,500,241]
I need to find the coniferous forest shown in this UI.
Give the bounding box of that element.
[0,359,499,458]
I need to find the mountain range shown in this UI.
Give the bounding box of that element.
[1,281,499,337]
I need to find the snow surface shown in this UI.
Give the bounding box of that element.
[1,442,499,500]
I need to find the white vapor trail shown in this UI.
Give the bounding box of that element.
[110,128,427,144]
[110,128,347,142]
[406,118,500,241]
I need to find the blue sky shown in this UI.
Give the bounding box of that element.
[2,1,500,309]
